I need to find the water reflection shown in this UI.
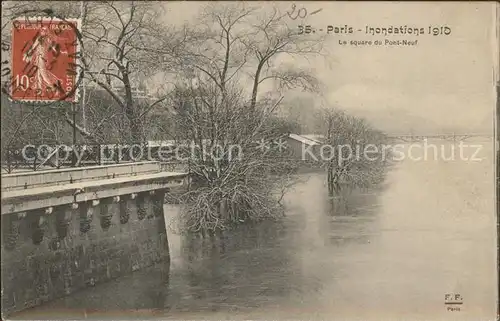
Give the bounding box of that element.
[167,219,304,312]
[325,189,381,246]
[163,178,386,315]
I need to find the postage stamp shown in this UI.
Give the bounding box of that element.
[9,17,81,103]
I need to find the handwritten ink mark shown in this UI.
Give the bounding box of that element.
[287,4,307,20]
[309,8,323,16]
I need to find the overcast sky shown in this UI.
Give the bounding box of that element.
[163,1,497,135]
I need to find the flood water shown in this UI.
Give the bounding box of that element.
[13,141,497,320]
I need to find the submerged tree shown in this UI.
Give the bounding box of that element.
[315,108,390,195]
[162,3,325,232]
[167,77,301,232]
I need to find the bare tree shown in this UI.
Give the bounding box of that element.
[158,3,326,232]
[0,96,77,171]
[168,80,300,232]
[78,1,187,142]
[178,3,325,110]
[315,108,390,195]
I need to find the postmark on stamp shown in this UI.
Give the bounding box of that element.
[2,13,83,103]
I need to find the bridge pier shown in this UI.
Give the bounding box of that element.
[1,162,188,317]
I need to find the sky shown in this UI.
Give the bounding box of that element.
[162,1,498,135]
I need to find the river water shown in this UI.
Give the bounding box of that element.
[13,141,497,320]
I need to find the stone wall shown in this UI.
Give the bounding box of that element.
[1,190,169,317]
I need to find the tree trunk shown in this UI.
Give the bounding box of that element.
[129,116,142,143]
[327,163,334,196]
[250,61,265,111]
[220,199,227,221]
[123,67,142,143]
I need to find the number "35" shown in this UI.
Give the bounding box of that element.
[298,25,312,34]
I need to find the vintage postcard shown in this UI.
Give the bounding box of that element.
[1,1,498,320]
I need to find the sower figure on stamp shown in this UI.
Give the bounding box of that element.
[22,26,69,93]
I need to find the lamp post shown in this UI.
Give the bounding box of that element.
[80,0,86,130]
[72,102,77,166]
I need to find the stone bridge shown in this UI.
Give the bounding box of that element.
[0,161,189,317]
[387,133,492,143]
